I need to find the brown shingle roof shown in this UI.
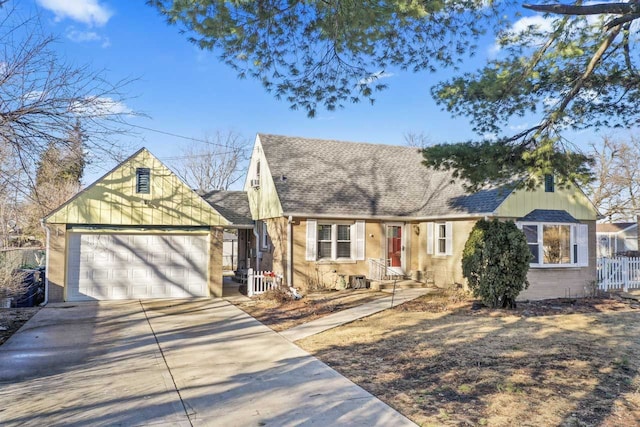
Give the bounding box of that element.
[258,134,515,218]
[200,190,253,226]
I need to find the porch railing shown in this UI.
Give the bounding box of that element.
[246,268,283,297]
[368,258,391,280]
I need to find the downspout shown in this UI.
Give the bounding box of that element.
[287,215,293,286]
[40,219,50,306]
[252,221,260,272]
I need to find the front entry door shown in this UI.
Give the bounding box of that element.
[386,224,404,275]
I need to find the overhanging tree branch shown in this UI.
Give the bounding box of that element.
[523,3,640,16]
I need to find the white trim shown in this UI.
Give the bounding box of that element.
[518,221,588,268]
[384,223,405,272]
[260,220,269,250]
[305,219,317,261]
[308,220,362,262]
[426,222,434,255]
[283,212,492,221]
[351,220,366,261]
[287,216,293,286]
[445,222,453,256]
[577,223,588,266]
[433,221,453,257]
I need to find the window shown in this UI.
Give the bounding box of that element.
[260,221,269,250]
[317,224,332,259]
[543,224,571,264]
[518,222,588,267]
[306,220,365,261]
[544,174,554,192]
[336,225,351,258]
[427,222,452,256]
[136,168,150,194]
[316,223,351,259]
[436,223,447,255]
[522,225,539,264]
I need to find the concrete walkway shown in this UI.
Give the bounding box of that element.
[280,288,433,342]
[0,299,416,426]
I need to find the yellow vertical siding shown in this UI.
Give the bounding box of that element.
[45,148,229,227]
[495,181,598,220]
[245,135,284,219]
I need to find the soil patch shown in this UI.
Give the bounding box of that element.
[0,307,39,345]
[299,290,640,426]
[233,289,387,332]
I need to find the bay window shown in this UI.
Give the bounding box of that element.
[518,222,588,267]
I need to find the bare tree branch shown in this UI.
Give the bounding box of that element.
[172,130,249,191]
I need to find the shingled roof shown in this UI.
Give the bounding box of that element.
[596,222,637,233]
[200,190,253,226]
[258,134,515,218]
[518,209,579,223]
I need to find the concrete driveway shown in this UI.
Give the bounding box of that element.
[0,299,415,426]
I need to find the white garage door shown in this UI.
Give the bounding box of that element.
[66,233,209,301]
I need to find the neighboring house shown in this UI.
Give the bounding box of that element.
[43,148,252,302]
[596,222,638,257]
[243,134,599,300]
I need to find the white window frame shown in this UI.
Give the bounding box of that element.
[436,222,447,255]
[305,219,365,262]
[518,221,588,268]
[260,220,269,250]
[428,221,453,256]
[317,222,352,261]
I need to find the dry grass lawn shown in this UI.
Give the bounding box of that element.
[234,288,387,332]
[298,290,640,427]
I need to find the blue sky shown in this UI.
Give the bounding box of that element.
[23,1,606,187]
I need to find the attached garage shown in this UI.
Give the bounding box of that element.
[43,148,241,302]
[66,232,210,301]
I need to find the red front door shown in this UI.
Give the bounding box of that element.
[387,226,402,267]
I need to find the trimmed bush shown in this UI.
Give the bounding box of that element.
[462,219,532,309]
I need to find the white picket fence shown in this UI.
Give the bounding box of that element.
[246,268,283,297]
[597,257,640,292]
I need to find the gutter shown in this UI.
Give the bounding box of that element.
[252,221,260,272]
[40,219,50,306]
[283,212,494,221]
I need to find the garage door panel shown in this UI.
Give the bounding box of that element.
[67,233,209,301]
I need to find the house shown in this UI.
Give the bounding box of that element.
[243,134,599,300]
[43,136,599,302]
[596,222,638,257]
[43,148,252,302]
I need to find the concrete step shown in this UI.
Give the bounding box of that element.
[370,279,425,291]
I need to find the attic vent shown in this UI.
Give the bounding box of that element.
[544,174,554,193]
[136,168,150,194]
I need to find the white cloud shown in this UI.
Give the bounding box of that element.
[358,71,394,86]
[509,122,530,131]
[543,96,561,108]
[509,15,554,36]
[66,28,100,42]
[490,15,554,55]
[70,97,132,117]
[36,0,113,27]
[65,27,110,47]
